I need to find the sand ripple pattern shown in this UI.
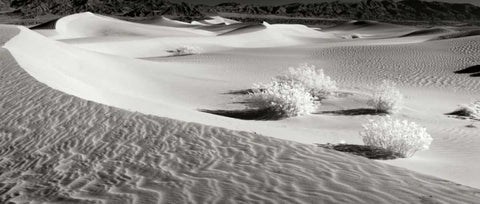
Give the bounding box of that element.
[1,28,480,203]
[311,36,480,92]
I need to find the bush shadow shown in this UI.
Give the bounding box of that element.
[454,65,480,77]
[317,144,403,160]
[223,88,266,95]
[200,108,284,120]
[317,108,387,116]
[203,89,286,120]
[446,109,470,117]
[223,89,255,95]
[445,110,480,121]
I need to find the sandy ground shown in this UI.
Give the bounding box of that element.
[1,13,480,202]
[1,26,479,203]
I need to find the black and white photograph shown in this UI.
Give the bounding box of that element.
[0,0,479,203]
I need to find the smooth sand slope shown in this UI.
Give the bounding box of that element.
[3,12,480,190]
[1,25,480,204]
[55,12,214,39]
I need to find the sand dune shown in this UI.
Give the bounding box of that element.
[46,15,337,58]
[0,26,479,203]
[322,20,417,39]
[54,12,214,39]
[2,11,480,198]
[4,25,227,123]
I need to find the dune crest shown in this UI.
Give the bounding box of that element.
[140,16,197,27]
[54,12,214,39]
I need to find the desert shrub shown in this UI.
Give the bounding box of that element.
[367,80,403,113]
[246,80,318,118]
[359,116,433,158]
[169,45,201,56]
[275,63,337,99]
[452,101,480,119]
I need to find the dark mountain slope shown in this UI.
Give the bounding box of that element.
[5,0,203,18]
[1,0,480,25]
[196,0,480,22]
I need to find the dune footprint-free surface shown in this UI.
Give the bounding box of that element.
[1,26,480,203]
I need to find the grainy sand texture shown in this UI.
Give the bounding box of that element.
[1,12,480,203]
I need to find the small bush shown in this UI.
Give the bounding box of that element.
[246,80,318,118]
[368,80,403,113]
[168,45,201,56]
[452,101,480,119]
[359,116,433,158]
[275,63,337,99]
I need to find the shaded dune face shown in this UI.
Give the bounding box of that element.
[401,28,453,37]
[216,23,267,36]
[29,18,59,30]
[321,20,414,38]
[1,26,480,203]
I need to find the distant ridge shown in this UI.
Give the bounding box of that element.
[196,0,480,22]
[1,0,480,24]
[2,0,203,18]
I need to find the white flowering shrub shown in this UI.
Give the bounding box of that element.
[275,63,337,99]
[368,80,403,113]
[246,80,318,117]
[169,45,201,56]
[454,100,480,119]
[359,116,433,158]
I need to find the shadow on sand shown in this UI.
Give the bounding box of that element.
[454,65,480,77]
[317,108,387,116]
[317,144,403,160]
[445,110,480,121]
[446,109,471,117]
[202,89,284,120]
[206,89,384,119]
[222,88,268,95]
[222,89,256,95]
[200,108,284,120]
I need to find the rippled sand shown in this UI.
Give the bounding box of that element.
[1,26,479,203]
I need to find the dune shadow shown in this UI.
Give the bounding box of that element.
[317,144,403,160]
[30,18,59,30]
[454,65,480,77]
[218,23,267,36]
[401,28,450,38]
[200,108,284,120]
[318,108,387,116]
[433,29,480,41]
